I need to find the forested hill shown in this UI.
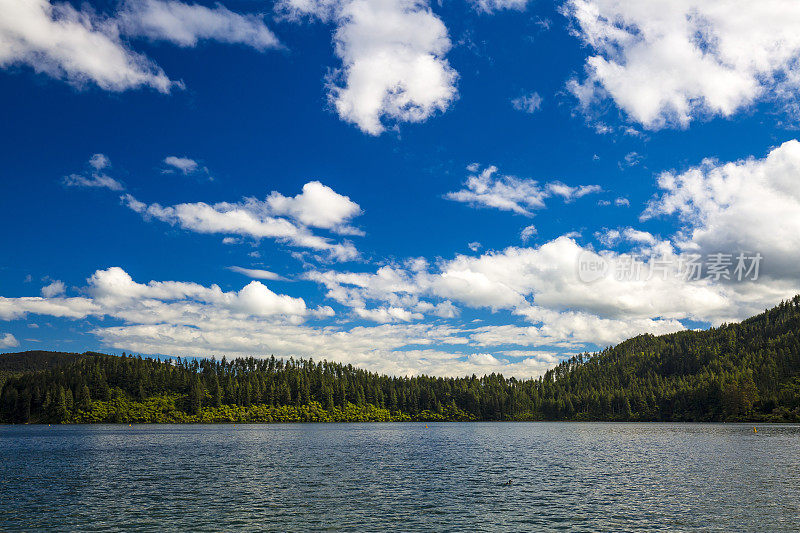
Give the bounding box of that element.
[2,296,800,424]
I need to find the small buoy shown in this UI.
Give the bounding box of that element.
[754,427,757,433]
[425,424,428,428]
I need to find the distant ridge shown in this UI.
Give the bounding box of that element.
[2,296,799,423]
[0,350,86,374]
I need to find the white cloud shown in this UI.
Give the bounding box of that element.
[0,266,562,377]
[643,139,800,282]
[622,151,642,167]
[122,181,362,262]
[467,352,505,365]
[41,280,66,297]
[520,224,537,242]
[63,153,124,190]
[12,143,800,377]
[304,265,461,322]
[615,197,630,207]
[598,227,655,247]
[468,241,481,252]
[303,234,762,340]
[4,238,796,377]
[469,310,684,349]
[445,164,601,216]
[445,165,547,216]
[163,156,198,174]
[228,266,285,280]
[0,0,280,93]
[0,296,98,320]
[280,0,457,135]
[118,0,281,50]
[564,0,800,128]
[430,237,729,319]
[266,181,363,234]
[0,0,174,92]
[84,266,308,318]
[309,232,788,330]
[546,182,602,201]
[305,266,422,309]
[470,0,530,13]
[355,306,423,323]
[89,153,110,170]
[0,333,19,349]
[511,91,542,113]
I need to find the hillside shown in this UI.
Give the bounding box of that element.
[1,296,799,423]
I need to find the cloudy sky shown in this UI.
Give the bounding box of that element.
[2,0,800,377]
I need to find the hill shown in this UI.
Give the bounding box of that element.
[1,296,799,423]
[0,350,87,375]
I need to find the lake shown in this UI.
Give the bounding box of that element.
[1,423,798,531]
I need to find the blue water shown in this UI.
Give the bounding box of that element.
[1,423,798,531]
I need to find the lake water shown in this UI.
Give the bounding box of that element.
[1,423,798,531]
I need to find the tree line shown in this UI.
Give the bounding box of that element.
[2,296,800,423]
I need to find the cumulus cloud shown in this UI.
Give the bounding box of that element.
[0,333,19,349]
[163,155,212,179]
[122,181,362,262]
[228,266,285,280]
[84,266,307,318]
[520,224,537,242]
[355,306,423,323]
[621,151,643,168]
[12,144,800,376]
[546,182,602,201]
[4,227,797,377]
[643,139,800,282]
[511,91,542,113]
[304,245,692,345]
[306,227,797,337]
[598,227,656,248]
[304,265,461,323]
[63,153,124,190]
[117,0,281,50]
[0,296,98,321]
[445,164,601,216]
[470,0,530,13]
[431,238,723,318]
[305,266,423,310]
[0,0,174,92]
[469,311,683,349]
[41,280,66,298]
[0,0,279,92]
[279,0,457,135]
[564,0,800,128]
[0,266,562,377]
[161,155,196,173]
[266,181,363,235]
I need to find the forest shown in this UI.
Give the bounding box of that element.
[2,296,800,424]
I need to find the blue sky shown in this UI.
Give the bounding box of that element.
[2,0,800,376]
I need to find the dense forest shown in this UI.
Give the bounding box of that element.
[2,296,800,424]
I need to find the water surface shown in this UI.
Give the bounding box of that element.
[1,423,798,531]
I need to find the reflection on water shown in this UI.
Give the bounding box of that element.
[1,423,799,531]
